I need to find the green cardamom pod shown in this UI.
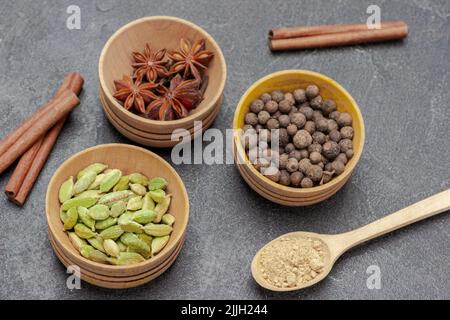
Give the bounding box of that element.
[154,195,172,223]
[116,252,145,265]
[95,217,117,230]
[58,176,74,204]
[142,192,155,210]
[118,211,134,225]
[88,249,109,263]
[113,176,130,192]
[130,183,147,196]
[87,236,105,253]
[161,214,176,226]
[151,236,170,255]
[106,257,118,265]
[133,209,157,224]
[116,240,127,252]
[100,169,122,192]
[73,171,97,195]
[129,172,149,186]
[138,234,153,248]
[60,207,68,224]
[88,204,110,220]
[103,239,120,258]
[80,244,95,258]
[77,163,108,179]
[63,207,78,230]
[110,200,126,218]
[98,190,132,206]
[61,197,97,211]
[126,195,143,211]
[68,232,87,253]
[149,189,166,203]
[149,177,167,191]
[119,232,139,246]
[127,245,151,259]
[99,225,124,240]
[74,189,103,200]
[74,223,97,239]
[119,221,143,234]
[126,237,150,255]
[142,223,172,237]
[88,173,105,190]
[77,207,95,231]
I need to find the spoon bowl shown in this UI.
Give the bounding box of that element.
[252,189,450,292]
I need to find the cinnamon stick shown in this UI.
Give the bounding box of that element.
[0,90,79,175]
[269,20,407,40]
[4,72,84,205]
[11,121,66,206]
[269,24,408,51]
[0,72,83,157]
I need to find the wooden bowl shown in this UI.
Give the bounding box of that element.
[100,88,221,148]
[46,144,189,278]
[99,16,226,135]
[233,70,365,206]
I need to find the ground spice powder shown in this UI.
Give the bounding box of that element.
[259,235,326,288]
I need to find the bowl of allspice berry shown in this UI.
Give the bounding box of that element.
[233,70,365,206]
[99,16,227,148]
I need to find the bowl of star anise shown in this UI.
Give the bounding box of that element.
[99,16,227,147]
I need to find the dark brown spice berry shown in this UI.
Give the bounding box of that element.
[308,143,322,154]
[257,110,270,125]
[309,151,322,164]
[339,138,353,153]
[329,110,340,121]
[278,100,292,114]
[293,89,307,103]
[279,153,289,169]
[312,110,324,122]
[337,112,353,127]
[260,93,272,103]
[278,128,289,147]
[266,168,280,182]
[315,118,328,132]
[306,164,323,182]
[331,160,345,176]
[340,126,354,139]
[324,162,333,172]
[298,158,312,174]
[288,106,298,116]
[287,124,298,136]
[245,112,258,126]
[327,119,339,132]
[306,85,319,99]
[289,150,302,161]
[318,162,324,169]
[312,131,326,144]
[286,158,299,173]
[301,177,314,188]
[290,171,303,187]
[266,118,279,130]
[284,92,295,105]
[278,114,290,128]
[272,110,282,119]
[279,170,291,186]
[293,130,312,149]
[322,141,340,159]
[250,99,264,113]
[298,104,314,120]
[271,90,285,103]
[321,100,337,116]
[289,112,306,129]
[264,100,278,114]
[320,171,334,185]
[310,95,323,110]
[279,147,285,154]
[336,153,348,165]
[284,143,295,154]
[299,149,309,159]
[328,129,341,142]
[346,149,354,159]
[304,121,316,134]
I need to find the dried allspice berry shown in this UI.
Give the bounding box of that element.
[290,171,303,187]
[322,141,340,159]
[340,126,354,139]
[309,151,322,164]
[284,92,295,105]
[279,100,292,114]
[279,170,291,186]
[245,112,258,126]
[331,160,345,176]
[293,89,307,103]
[265,101,278,114]
[293,130,312,149]
[266,118,280,130]
[305,165,323,182]
[328,129,341,142]
[339,138,353,153]
[303,121,316,134]
[271,90,285,103]
[310,95,323,110]
[286,158,299,173]
[301,177,314,188]
[287,124,298,136]
[257,110,270,125]
[250,99,264,113]
[278,114,290,128]
[298,104,314,120]
[289,112,306,128]
[336,153,348,165]
[321,100,337,116]
[298,158,312,174]
[305,85,319,99]
[260,93,272,103]
[337,112,353,127]
[308,143,322,154]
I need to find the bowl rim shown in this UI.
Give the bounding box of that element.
[45,143,190,271]
[232,69,365,194]
[98,16,227,126]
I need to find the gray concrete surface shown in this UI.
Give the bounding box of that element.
[0,0,449,300]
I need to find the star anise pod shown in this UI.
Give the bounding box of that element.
[146,74,202,121]
[168,38,214,81]
[113,75,158,114]
[132,44,168,82]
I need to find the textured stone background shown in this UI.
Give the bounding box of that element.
[0,0,449,300]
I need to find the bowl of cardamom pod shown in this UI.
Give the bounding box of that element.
[45,143,189,289]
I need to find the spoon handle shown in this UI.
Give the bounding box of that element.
[337,189,450,253]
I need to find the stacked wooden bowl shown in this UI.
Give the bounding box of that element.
[45,144,189,289]
[98,16,227,148]
[233,70,365,206]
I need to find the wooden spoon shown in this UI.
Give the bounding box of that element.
[251,189,450,292]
